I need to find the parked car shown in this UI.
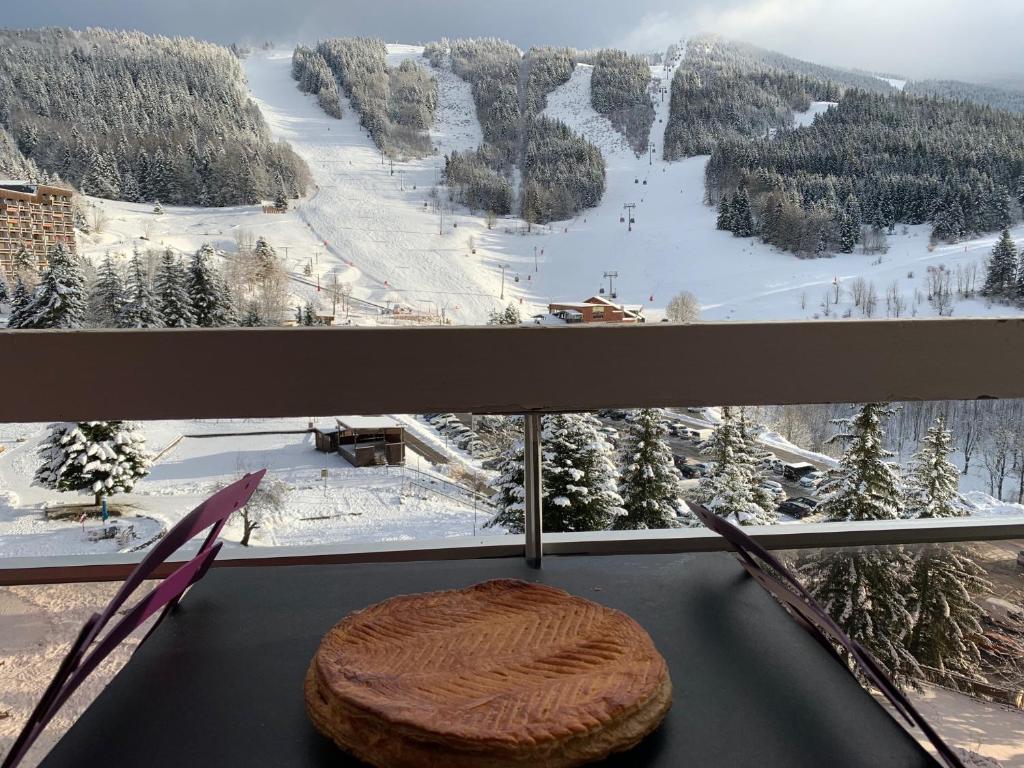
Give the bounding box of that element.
[599,409,630,421]
[693,462,716,476]
[778,497,819,518]
[769,459,785,475]
[680,464,702,478]
[759,480,786,503]
[799,471,825,489]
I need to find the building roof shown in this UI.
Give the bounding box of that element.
[0,181,75,202]
[337,416,401,431]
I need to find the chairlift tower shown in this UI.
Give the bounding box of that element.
[623,203,636,232]
[603,271,619,300]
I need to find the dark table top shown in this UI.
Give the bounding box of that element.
[40,553,937,767]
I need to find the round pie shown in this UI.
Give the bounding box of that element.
[305,579,672,767]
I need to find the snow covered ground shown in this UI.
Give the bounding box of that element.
[877,75,908,91]
[0,419,496,559]
[793,100,838,127]
[243,48,508,325]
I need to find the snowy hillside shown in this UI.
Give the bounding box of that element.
[234,44,1024,324]
[244,48,510,325]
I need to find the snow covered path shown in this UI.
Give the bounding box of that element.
[244,50,504,324]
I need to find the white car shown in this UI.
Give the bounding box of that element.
[799,471,825,489]
[759,480,786,502]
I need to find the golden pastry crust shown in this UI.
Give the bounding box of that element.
[305,579,672,767]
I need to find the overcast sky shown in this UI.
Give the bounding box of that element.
[5,0,1022,81]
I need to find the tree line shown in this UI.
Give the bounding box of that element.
[312,38,438,158]
[662,33,884,161]
[291,46,343,118]
[705,90,1024,255]
[587,49,655,154]
[0,235,304,330]
[488,409,695,534]
[0,27,310,206]
[488,402,995,693]
[426,39,608,225]
[906,79,1024,114]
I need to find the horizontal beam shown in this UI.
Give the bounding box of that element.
[0,319,1023,421]
[3,517,1021,586]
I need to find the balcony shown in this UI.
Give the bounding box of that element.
[1,320,1023,767]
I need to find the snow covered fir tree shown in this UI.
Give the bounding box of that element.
[541,414,623,532]
[485,436,527,534]
[8,243,86,329]
[904,417,990,688]
[799,404,921,688]
[188,244,235,327]
[486,414,623,534]
[981,228,1020,300]
[614,409,695,529]
[34,421,152,507]
[154,249,196,328]
[692,406,775,525]
[116,251,164,328]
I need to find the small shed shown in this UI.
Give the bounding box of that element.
[313,425,341,453]
[335,416,406,467]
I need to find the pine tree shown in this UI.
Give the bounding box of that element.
[253,237,277,281]
[154,249,195,328]
[34,421,152,506]
[614,409,695,529]
[488,302,521,325]
[542,413,623,532]
[240,303,265,327]
[486,436,527,534]
[17,243,86,329]
[692,406,776,525]
[800,404,921,689]
[716,192,734,231]
[117,250,164,328]
[903,417,965,520]
[815,404,903,522]
[6,276,31,328]
[730,189,754,237]
[89,253,124,327]
[904,417,990,688]
[0,274,8,306]
[982,228,1017,298]
[188,244,233,327]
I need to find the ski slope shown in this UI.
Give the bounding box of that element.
[238,44,1024,324]
[244,48,506,325]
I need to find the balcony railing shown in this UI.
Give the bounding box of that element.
[2,318,1024,584]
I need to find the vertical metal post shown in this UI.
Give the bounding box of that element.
[523,413,543,568]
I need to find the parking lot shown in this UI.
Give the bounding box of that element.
[597,413,827,521]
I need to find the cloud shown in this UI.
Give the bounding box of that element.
[616,0,1024,80]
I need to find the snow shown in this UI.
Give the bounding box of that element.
[904,684,1024,767]
[964,491,1024,519]
[792,101,837,128]
[337,415,400,430]
[243,48,507,325]
[0,419,498,559]
[877,75,908,91]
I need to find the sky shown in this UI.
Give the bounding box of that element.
[4,0,1022,82]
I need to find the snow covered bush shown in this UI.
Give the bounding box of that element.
[34,422,152,506]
